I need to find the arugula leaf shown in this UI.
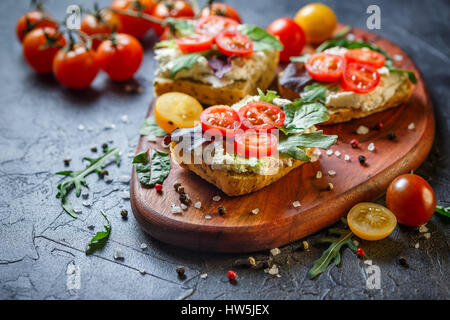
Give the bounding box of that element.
[316,39,392,63]
[56,147,121,218]
[257,88,279,103]
[165,17,195,36]
[85,210,111,255]
[139,116,167,137]
[281,101,330,134]
[290,53,310,63]
[278,131,337,160]
[170,52,203,78]
[436,205,450,218]
[386,65,417,84]
[133,149,171,187]
[237,24,283,51]
[307,228,357,279]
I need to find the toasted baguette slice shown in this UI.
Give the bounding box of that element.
[278,72,412,125]
[154,53,279,106]
[171,145,314,196]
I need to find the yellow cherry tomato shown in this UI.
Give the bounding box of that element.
[154,92,203,133]
[347,203,397,241]
[294,3,337,44]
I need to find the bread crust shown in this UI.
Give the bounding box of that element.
[154,52,279,106]
[278,73,412,124]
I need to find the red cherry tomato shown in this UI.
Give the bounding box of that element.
[175,34,214,53]
[341,62,380,93]
[22,27,66,73]
[344,48,386,68]
[234,131,278,158]
[96,33,143,81]
[110,0,155,39]
[200,3,242,23]
[238,102,285,132]
[16,10,58,42]
[200,105,241,136]
[80,9,122,49]
[266,17,306,62]
[386,174,436,227]
[53,44,100,89]
[215,30,253,56]
[150,0,195,36]
[305,52,345,82]
[194,16,238,37]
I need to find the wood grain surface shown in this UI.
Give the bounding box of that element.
[130,27,435,253]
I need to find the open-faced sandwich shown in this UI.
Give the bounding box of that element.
[278,39,417,124]
[169,89,337,196]
[153,16,283,105]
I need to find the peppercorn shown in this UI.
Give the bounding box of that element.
[358,155,366,165]
[155,183,163,192]
[173,182,181,190]
[177,185,185,193]
[100,169,109,179]
[387,131,396,140]
[176,266,186,279]
[163,135,172,146]
[374,122,383,130]
[218,206,226,216]
[356,248,365,257]
[120,209,128,219]
[326,182,334,191]
[63,158,71,166]
[227,270,237,281]
[102,143,108,151]
[398,257,409,268]
[91,146,98,152]
[350,138,359,148]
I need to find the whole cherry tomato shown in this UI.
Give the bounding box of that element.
[110,0,155,38]
[96,33,143,81]
[294,3,337,44]
[386,174,436,227]
[53,44,99,89]
[16,10,58,42]
[81,8,122,49]
[200,3,242,23]
[22,27,66,73]
[266,17,306,62]
[150,0,195,36]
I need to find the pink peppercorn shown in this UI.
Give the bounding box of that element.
[155,184,163,192]
[350,139,359,148]
[356,248,365,257]
[227,270,237,280]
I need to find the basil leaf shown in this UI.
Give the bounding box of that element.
[237,24,283,51]
[302,82,334,103]
[85,210,111,255]
[278,130,337,160]
[133,149,171,187]
[165,18,195,36]
[139,116,167,137]
[290,53,310,63]
[436,205,450,218]
[257,88,279,103]
[277,143,310,162]
[281,101,330,134]
[170,52,203,78]
[386,65,417,84]
[316,39,392,63]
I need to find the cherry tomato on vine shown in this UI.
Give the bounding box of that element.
[305,52,345,82]
[16,10,58,42]
[344,48,386,69]
[150,0,195,36]
[341,62,380,93]
[386,174,436,227]
[266,18,305,62]
[110,0,155,39]
[238,102,285,132]
[53,44,99,89]
[200,105,241,136]
[22,27,66,73]
[215,30,253,56]
[234,131,278,158]
[81,9,122,49]
[194,16,238,37]
[200,3,242,23]
[96,33,143,81]
[175,34,214,53]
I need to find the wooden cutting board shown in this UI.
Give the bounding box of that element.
[130,27,434,253]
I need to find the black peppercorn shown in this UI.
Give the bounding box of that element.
[399,257,409,268]
[358,155,366,165]
[120,209,128,219]
[91,146,98,152]
[387,131,396,140]
[177,186,185,193]
[100,169,109,178]
[176,266,186,279]
[218,206,226,215]
[63,158,71,166]
[173,182,181,190]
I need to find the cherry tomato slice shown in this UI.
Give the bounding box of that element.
[194,16,238,36]
[344,48,386,69]
[215,30,253,56]
[341,62,381,93]
[234,132,278,158]
[238,101,285,132]
[175,34,214,53]
[200,105,241,136]
[305,52,345,82]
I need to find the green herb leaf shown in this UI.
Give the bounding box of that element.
[257,88,279,103]
[307,229,356,279]
[165,18,195,36]
[170,52,203,78]
[278,131,337,160]
[237,24,283,51]
[85,210,111,255]
[302,82,335,103]
[154,39,177,49]
[55,148,121,218]
[139,116,167,137]
[386,65,417,84]
[331,25,352,40]
[281,101,330,134]
[290,53,310,63]
[436,205,450,218]
[133,149,171,187]
[316,39,392,63]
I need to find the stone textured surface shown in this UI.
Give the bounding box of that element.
[0,0,449,300]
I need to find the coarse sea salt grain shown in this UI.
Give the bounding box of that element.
[292,201,301,208]
[120,175,131,184]
[393,54,403,61]
[212,195,221,202]
[251,208,260,215]
[334,150,341,157]
[73,207,82,214]
[346,33,355,41]
[368,142,375,151]
[419,225,428,233]
[171,205,182,214]
[204,215,212,220]
[424,233,431,239]
[328,170,336,176]
[121,114,129,123]
[139,269,146,275]
[82,200,91,207]
[270,248,281,256]
[194,201,202,209]
[200,273,208,279]
[414,243,420,249]
[326,149,333,156]
[140,243,148,250]
[114,248,124,260]
[344,154,350,161]
[313,149,322,156]
[356,125,369,135]
[78,124,85,131]
[316,171,323,179]
[146,135,157,142]
[180,203,188,210]
[408,122,415,130]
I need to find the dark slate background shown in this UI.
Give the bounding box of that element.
[0,0,449,300]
